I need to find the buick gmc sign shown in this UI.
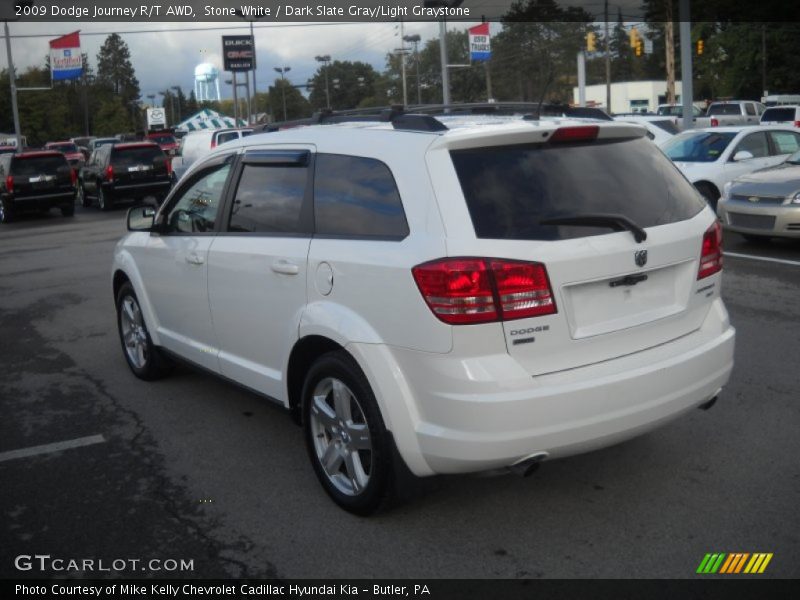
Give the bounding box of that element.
[222,35,255,71]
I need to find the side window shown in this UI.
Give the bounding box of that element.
[164,162,232,233]
[768,131,800,155]
[313,154,409,238]
[216,131,238,146]
[227,163,308,233]
[733,132,769,159]
[745,103,756,116]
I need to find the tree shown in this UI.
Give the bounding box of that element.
[267,78,311,120]
[308,61,379,111]
[96,33,140,128]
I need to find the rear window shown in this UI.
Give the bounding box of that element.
[662,131,737,162]
[761,108,796,122]
[216,131,239,145]
[11,155,68,175]
[450,137,704,242]
[707,104,742,116]
[148,135,176,145]
[111,146,164,166]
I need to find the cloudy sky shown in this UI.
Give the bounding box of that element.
[2,20,469,104]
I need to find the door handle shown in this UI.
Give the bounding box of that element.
[271,259,299,275]
[185,252,205,265]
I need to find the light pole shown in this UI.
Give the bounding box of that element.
[274,66,291,121]
[171,85,182,123]
[314,55,331,109]
[403,34,422,105]
[3,19,23,150]
[423,0,463,106]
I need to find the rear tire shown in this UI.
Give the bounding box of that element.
[61,202,75,217]
[115,282,173,380]
[0,199,14,223]
[302,351,394,515]
[98,186,113,211]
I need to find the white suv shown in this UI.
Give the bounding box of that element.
[112,111,735,514]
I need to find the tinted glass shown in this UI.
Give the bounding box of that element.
[450,138,704,242]
[112,146,164,167]
[11,155,68,175]
[768,131,800,154]
[241,130,254,137]
[745,103,756,116]
[228,165,307,233]
[314,154,409,238]
[761,108,796,122]
[216,131,239,145]
[708,104,742,115]
[735,132,769,158]
[663,131,736,162]
[165,163,231,233]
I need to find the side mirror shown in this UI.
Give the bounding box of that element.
[733,150,754,162]
[127,205,156,232]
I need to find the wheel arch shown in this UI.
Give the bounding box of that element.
[286,335,345,425]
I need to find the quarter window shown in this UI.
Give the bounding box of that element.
[228,164,308,233]
[313,154,409,238]
[164,162,231,233]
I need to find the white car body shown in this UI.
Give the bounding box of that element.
[112,116,735,510]
[663,125,800,202]
[614,115,677,146]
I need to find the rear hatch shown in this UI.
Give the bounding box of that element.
[110,144,170,185]
[9,153,73,198]
[430,124,718,376]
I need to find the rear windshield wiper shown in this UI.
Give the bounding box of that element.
[539,213,647,243]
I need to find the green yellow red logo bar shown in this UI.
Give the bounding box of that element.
[696,553,773,574]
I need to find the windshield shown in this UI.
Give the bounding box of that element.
[708,104,742,116]
[47,143,78,153]
[111,146,164,166]
[662,131,737,162]
[761,108,796,122]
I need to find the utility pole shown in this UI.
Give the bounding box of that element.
[761,25,767,97]
[604,0,610,112]
[274,66,290,121]
[232,73,239,123]
[439,20,450,105]
[577,51,586,107]
[399,20,408,106]
[679,0,694,131]
[3,21,23,150]
[665,3,676,104]
[315,55,331,109]
[250,19,257,124]
[403,34,422,105]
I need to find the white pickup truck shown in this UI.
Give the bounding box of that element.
[695,101,766,128]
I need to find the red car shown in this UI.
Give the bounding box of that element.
[145,132,179,156]
[44,141,85,168]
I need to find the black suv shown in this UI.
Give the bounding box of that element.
[78,142,172,211]
[0,151,76,223]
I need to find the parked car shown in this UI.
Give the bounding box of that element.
[0,150,76,222]
[759,106,800,127]
[112,111,735,514]
[656,103,704,130]
[88,137,118,152]
[695,101,765,128]
[78,142,172,211]
[0,146,16,156]
[613,115,678,146]
[44,141,86,168]
[171,128,254,181]
[661,125,800,208]
[145,132,180,156]
[717,149,800,242]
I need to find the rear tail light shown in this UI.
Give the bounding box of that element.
[165,158,172,176]
[710,117,719,127]
[794,120,800,128]
[412,258,556,325]
[70,168,77,186]
[105,165,114,182]
[5,175,13,194]
[549,126,599,143]
[698,221,723,279]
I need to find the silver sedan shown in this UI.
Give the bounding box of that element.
[717,150,800,241]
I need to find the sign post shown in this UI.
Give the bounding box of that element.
[222,35,254,124]
[468,23,492,101]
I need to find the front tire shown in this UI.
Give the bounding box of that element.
[116,282,172,380]
[78,183,91,207]
[302,351,393,515]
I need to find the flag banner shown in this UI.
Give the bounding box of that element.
[469,23,491,62]
[50,31,82,81]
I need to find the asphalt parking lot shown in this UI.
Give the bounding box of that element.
[1,206,798,579]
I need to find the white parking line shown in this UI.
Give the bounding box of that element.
[0,434,106,463]
[724,252,800,267]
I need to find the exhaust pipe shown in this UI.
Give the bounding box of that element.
[698,396,718,411]
[509,452,548,477]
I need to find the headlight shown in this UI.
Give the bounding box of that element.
[722,181,733,200]
[792,191,800,205]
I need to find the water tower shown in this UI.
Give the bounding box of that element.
[194,63,221,102]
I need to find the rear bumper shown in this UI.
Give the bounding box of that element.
[4,191,75,210]
[348,298,735,477]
